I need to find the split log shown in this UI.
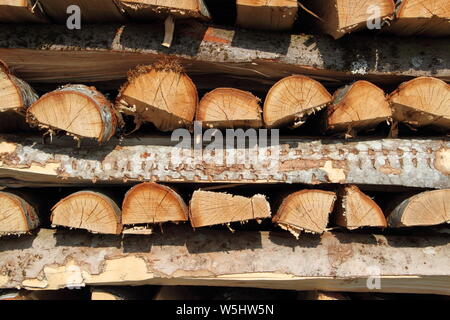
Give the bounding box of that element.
[388,0,450,36]
[0,0,48,23]
[0,191,39,236]
[189,190,271,228]
[263,75,332,128]
[119,0,210,20]
[51,190,122,235]
[324,81,392,135]
[272,190,336,238]
[26,84,121,143]
[387,189,450,227]
[196,88,263,129]
[334,185,387,229]
[389,77,450,131]
[122,182,188,226]
[236,0,298,31]
[116,62,198,131]
[303,0,395,39]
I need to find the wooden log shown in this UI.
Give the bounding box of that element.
[0,23,448,91]
[1,227,449,295]
[324,81,392,135]
[0,0,48,23]
[272,190,336,238]
[122,182,188,226]
[334,185,387,229]
[116,62,198,132]
[388,77,450,131]
[119,0,210,20]
[388,0,450,36]
[303,0,395,39]
[263,75,332,128]
[26,84,121,143]
[0,191,40,236]
[196,88,263,129]
[387,189,450,228]
[0,135,449,188]
[189,190,271,228]
[236,0,298,31]
[51,190,122,235]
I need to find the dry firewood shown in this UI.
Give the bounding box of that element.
[0,191,40,236]
[51,190,122,235]
[196,88,263,129]
[263,75,332,128]
[272,190,336,238]
[119,0,210,20]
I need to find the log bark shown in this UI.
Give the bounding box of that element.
[51,190,122,235]
[389,77,450,131]
[0,135,448,188]
[0,0,48,23]
[0,191,40,236]
[388,0,450,36]
[26,84,121,143]
[119,0,210,20]
[122,182,188,226]
[324,81,392,135]
[272,190,336,238]
[263,75,332,128]
[303,0,395,39]
[196,88,263,129]
[189,190,271,227]
[334,185,387,229]
[387,189,450,227]
[116,63,198,132]
[0,227,449,295]
[236,0,298,31]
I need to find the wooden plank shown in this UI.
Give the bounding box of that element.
[0,22,448,91]
[0,0,48,23]
[0,227,449,295]
[0,134,448,188]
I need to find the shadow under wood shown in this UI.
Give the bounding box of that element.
[268,230,322,249]
[54,229,122,248]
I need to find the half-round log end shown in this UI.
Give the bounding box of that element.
[0,192,40,236]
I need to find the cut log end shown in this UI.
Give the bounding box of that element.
[325,81,392,134]
[189,190,271,228]
[389,77,450,131]
[196,88,263,129]
[263,75,331,128]
[116,63,198,132]
[0,191,40,236]
[388,189,450,228]
[335,185,387,229]
[273,190,336,237]
[51,191,122,235]
[27,84,120,143]
[122,182,188,225]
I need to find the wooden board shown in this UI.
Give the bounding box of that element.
[0,227,449,295]
[0,0,48,23]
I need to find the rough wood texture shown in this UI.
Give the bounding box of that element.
[122,182,188,225]
[51,190,122,235]
[272,190,336,237]
[387,189,450,227]
[389,77,450,131]
[334,185,387,229]
[196,88,263,128]
[264,75,332,128]
[0,227,449,295]
[27,85,121,143]
[0,191,39,236]
[116,63,198,131]
[0,135,448,188]
[303,0,395,39]
[119,0,210,20]
[325,81,392,134]
[0,23,448,91]
[389,0,450,36]
[236,0,298,31]
[0,0,48,23]
[189,190,271,227]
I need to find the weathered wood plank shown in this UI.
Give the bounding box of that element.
[0,227,449,295]
[0,22,448,90]
[0,134,448,188]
